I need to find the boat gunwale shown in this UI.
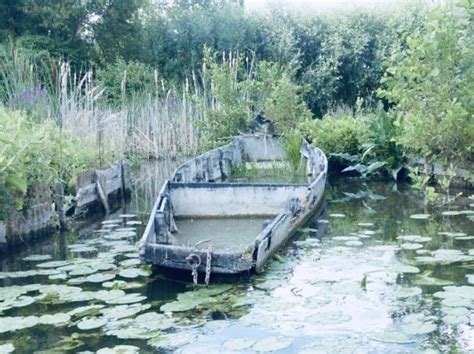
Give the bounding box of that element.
[138,134,328,274]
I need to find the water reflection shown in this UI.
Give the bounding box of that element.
[0,163,473,353]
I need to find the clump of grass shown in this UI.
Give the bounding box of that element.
[283,130,303,171]
[0,46,200,160]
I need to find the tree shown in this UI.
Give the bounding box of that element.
[378,0,473,163]
[0,0,94,66]
[92,0,148,64]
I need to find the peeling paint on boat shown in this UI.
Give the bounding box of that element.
[137,134,327,275]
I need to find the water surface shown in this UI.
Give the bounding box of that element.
[0,162,473,353]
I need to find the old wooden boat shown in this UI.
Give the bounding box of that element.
[137,134,327,278]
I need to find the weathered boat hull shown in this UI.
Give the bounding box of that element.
[138,134,327,275]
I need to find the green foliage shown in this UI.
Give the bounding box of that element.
[92,0,148,64]
[196,50,311,148]
[96,60,158,103]
[0,106,115,220]
[142,1,262,82]
[196,51,252,147]
[408,165,462,207]
[264,73,312,132]
[283,130,303,171]
[0,0,95,66]
[378,0,474,164]
[265,4,427,116]
[299,110,369,156]
[0,43,57,119]
[300,105,406,180]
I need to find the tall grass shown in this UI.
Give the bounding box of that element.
[0,46,200,159]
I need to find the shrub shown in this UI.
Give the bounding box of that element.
[299,110,369,155]
[96,59,158,103]
[196,50,312,148]
[0,106,116,219]
[378,0,474,164]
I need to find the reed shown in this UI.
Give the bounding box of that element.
[0,48,200,159]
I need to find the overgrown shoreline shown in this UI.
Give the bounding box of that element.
[0,0,472,221]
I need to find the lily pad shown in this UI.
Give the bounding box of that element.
[101,304,151,320]
[360,230,376,235]
[0,316,39,333]
[102,219,122,225]
[0,344,14,354]
[86,273,116,283]
[455,236,474,241]
[307,311,352,325]
[401,243,423,250]
[438,232,467,237]
[397,235,432,243]
[441,210,464,216]
[39,313,71,326]
[77,317,107,330]
[345,240,363,247]
[105,293,147,305]
[333,236,360,241]
[102,280,144,290]
[119,214,137,218]
[134,312,175,330]
[69,246,97,253]
[368,331,414,344]
[358,222,374,227]
[413,275,453,287]
[120,259,141,267]
[95,290,126,302]
[36,260,70,269]
[23,254,52,262]
[443,314,469,326]
[148,332,198,348]
[96,345,140,354]
[104,232,136,241]
[11,295,36,307]
[395,286,422,299]
[118,268,149,278]
[68,304,105,317]
[126,221,142,226]
[389,264,420,274]
[106,326,159,340]
[222,337,255,351]
[252,336,293,352]
[68,266,98,276]
[401,321,437,335]
[160,299,204,313]
[410,214,430,220]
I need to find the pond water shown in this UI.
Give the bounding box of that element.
[1,160,473,353]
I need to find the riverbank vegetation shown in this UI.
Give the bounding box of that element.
[0,0,472,217]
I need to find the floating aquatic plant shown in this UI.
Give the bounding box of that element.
[252,336,293,352]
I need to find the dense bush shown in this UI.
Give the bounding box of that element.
[96,60,158,103]
[378,0,473,164]
[299,110,369,155]
[196,51,312,148]
[299,105,406,179]
[0,106,115,219]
